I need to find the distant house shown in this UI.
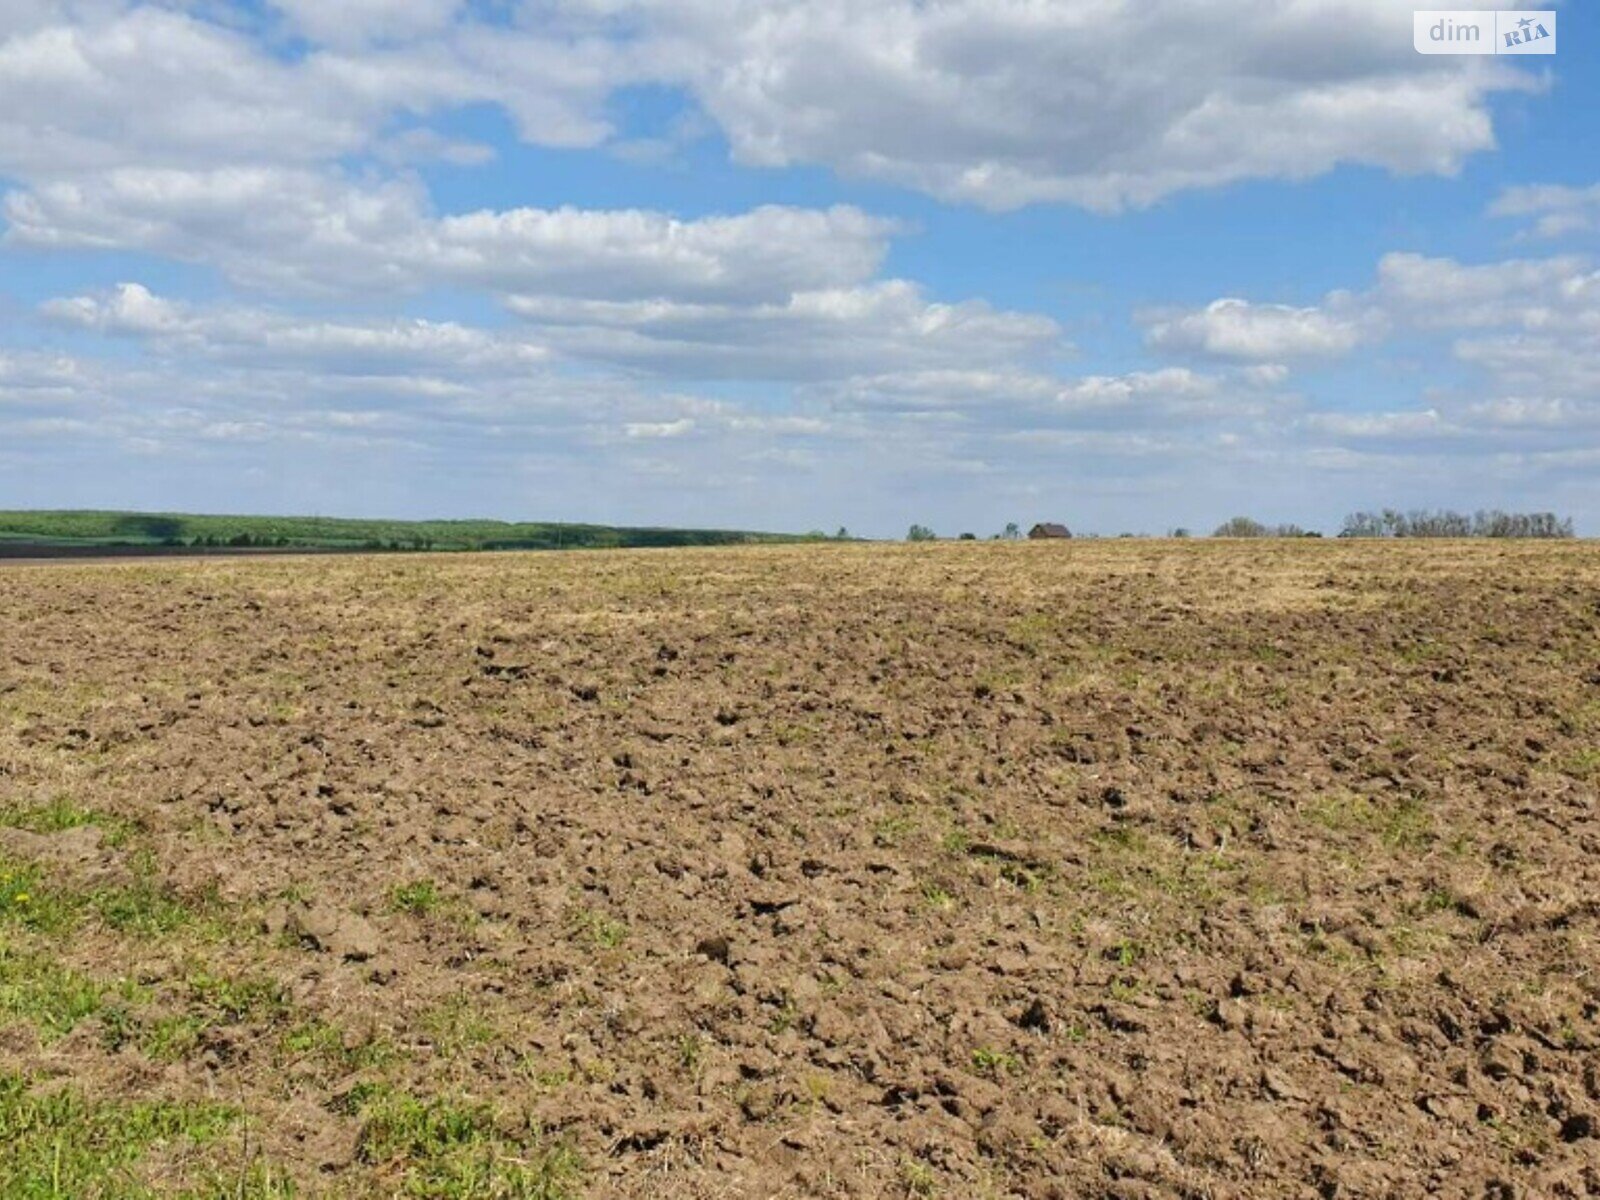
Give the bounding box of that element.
[1028,523,1072,540]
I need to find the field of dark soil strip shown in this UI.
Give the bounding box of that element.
[1,541,1597,1198]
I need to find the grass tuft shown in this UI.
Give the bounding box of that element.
[388,880,443,915]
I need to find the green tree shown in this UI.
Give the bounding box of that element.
[906,525,936,542]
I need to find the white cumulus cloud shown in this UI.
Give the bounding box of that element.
[6,169,896,300]
[1142,296,1377,360]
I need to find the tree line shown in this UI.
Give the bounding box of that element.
[900,509,1577,541]
[1336,509,1574,539]
[1214,509,1574,538]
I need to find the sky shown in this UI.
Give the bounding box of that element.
[0,1,1595,537]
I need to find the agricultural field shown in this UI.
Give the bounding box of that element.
[1,540,1597,1198]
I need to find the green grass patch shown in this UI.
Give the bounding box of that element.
[0,852,223,942]
[0,798,135,846]
[355,1088,582,1199]
[0,1072,249,1199]
[970,1046,1021,1077]
[422,993,497,1057]
[132,1014,209,1063]
[280,1019,399,1073]
[872,813,917,848]
[388,880,443,916]
[0,861,77,936]
[1306,791,1434,851]
[183,971,286,1024]
[280,1019,344,1060]
[92,877,195,938]
[1559,748,1600,781]
[570,908,627,950]
[0,945,124,1041]
[100,971,288,1063]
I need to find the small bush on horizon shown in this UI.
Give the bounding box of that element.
[1212,517,1316,538]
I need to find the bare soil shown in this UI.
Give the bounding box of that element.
[2,541,1598,1198]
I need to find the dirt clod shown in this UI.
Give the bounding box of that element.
[695,935,732,963]
[285,904,381,961]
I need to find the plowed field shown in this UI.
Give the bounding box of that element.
[2,541,1597,1198]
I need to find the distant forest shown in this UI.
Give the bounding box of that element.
[0,511,819,553]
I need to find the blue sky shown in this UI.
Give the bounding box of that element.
[1,1,1596,536]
